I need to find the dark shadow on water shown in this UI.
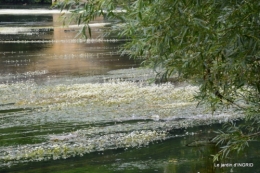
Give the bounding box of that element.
[0,108,33,114]
[0,5,51,9]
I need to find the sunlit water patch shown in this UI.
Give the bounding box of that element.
[0,12,139,84]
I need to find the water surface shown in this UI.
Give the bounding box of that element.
[0,9,259,173]
[0,10,139,84]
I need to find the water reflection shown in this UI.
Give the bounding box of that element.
[0,11,139,84]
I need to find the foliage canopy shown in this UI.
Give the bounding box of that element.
[55,0,260,161]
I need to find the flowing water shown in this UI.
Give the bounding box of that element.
[0,9,259,173]
[0,9,138,84]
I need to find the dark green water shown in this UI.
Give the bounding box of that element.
[1,124,260,173]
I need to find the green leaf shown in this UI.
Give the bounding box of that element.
[87,24,92,37]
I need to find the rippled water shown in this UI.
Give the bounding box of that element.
[0,9,260,173]
[0,10,139,84]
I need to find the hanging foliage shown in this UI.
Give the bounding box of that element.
[54,0,260,161]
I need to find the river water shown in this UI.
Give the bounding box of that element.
[0,9,139,84]
[0,9,259,173]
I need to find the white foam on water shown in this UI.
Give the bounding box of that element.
[0,23,111,34]
[0,74,244,167]
[0,9,126,15]
[70,23,111,27]
[0,9,66,14]
[0,27,32,34]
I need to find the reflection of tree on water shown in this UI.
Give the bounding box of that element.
[167,128,218,173]
[164,141,219,173]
